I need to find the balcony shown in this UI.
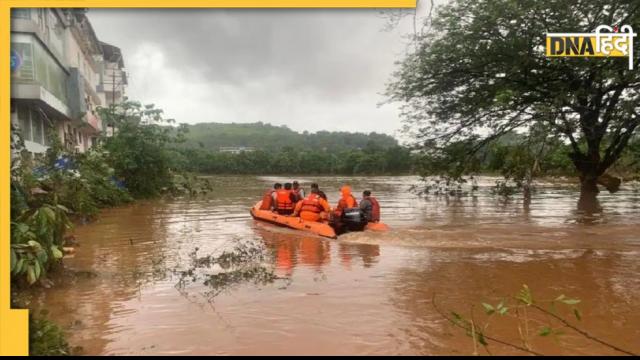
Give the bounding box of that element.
[67,67,103,132]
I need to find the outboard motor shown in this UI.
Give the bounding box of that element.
[341,207,367,232]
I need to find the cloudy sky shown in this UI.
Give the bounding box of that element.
[87,6,432,138]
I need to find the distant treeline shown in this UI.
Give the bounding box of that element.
[413,131,640,181]
[168,124,639,178]
[170,145,415,175]
[176,122,399,152]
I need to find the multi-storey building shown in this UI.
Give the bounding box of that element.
[10,8,126,155]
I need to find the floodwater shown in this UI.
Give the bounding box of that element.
[29,176,640,355]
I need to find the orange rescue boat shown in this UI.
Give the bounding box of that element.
[250,201,337,239]
[365,222,390,232]
[250,201,390,238]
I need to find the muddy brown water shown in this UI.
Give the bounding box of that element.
[28,176,640,355]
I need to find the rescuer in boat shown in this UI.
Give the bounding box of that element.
[292,187,331,222]
[334,185,358,218]
[310,183,328,201]
[359,190,381,223]
[260,182,281,210]
[275,183,296,215]
[292,181,305,202]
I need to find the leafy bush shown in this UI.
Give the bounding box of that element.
[11,204,69,285]
[98,100,188,198]
[75,149,133,208]
[32,136,132,219]
[29,311,70,356]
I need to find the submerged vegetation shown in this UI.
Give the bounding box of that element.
[434,285,638,356]
[175,240,289,303]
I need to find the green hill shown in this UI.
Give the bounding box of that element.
[178,122,399,151]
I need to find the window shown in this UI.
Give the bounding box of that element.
[32,110,44,145]
[17,106,31,141]
[44,126,50,146]
[11,42,34,80]
[11,9,31,19]
[37,9,46,33]
[16,106,51,146]
[30,38,67,103]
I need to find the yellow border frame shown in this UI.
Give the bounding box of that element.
[1,0,415,356]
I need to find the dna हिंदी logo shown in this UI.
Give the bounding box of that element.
[546,25,637,70]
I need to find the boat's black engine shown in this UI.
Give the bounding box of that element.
[340,207,368,232]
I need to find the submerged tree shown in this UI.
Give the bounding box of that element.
[386,0,640,205]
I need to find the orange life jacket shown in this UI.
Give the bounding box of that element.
[300,193,324,214]
[338,195,358,211]
[276,189,294,210]
[260,189,275,210]
[366,196,381,222]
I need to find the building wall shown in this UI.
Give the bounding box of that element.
[102,60,126,105]
[10,8,124,156]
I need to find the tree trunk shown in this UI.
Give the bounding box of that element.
[578,175,602,214]
[579,174,599,195]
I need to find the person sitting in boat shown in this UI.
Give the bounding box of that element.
[260,183,281,210]
[275,183,296,215]
[292,181,305,202]
[292,188,331,222]
[359,190,381,223]
[334,185,358,218]
[310,183,327,201]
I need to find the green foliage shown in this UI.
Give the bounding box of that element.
[11,204,70,285]
[74,149,133,208]
[611,135,640,179]
[167,121,410,175]
[176,121,398,152]
[165,173,213,197]
[174,145,414,175]
[98,100,187,198]
[29,311,70,356]
[414,140,482,180]
[9,123,129,286]
[35,135,132,219]
[387,0,640,194]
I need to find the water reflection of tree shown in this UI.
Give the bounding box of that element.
[388,248,640,355]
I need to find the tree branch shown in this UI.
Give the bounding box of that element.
[432,294,543,356]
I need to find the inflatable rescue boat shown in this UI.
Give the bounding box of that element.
[249,201,389,239]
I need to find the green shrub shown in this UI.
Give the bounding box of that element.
[29,311,70,356]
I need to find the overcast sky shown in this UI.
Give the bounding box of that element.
[87,7,433,138]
